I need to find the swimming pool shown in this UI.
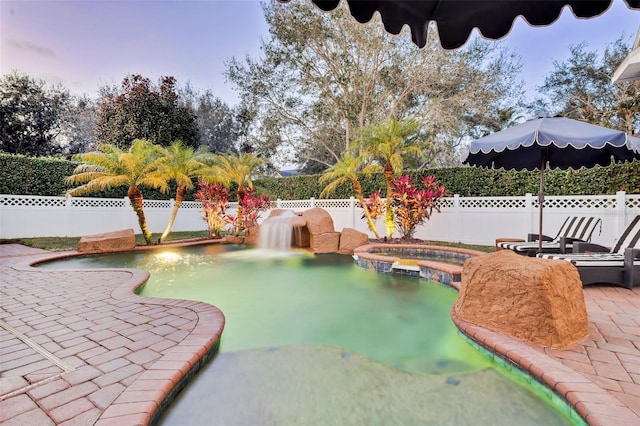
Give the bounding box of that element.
[42,244,487,374]
[40,243,578,425]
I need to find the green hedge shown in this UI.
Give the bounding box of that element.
[2,153,639,199]
[1,154,75,196]
[0,153,184,200]
[255,161,640,199]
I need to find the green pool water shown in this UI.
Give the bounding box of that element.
[41,243,579,425]
[44,244,489,374]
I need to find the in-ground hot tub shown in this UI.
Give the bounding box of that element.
[352,243,486,286]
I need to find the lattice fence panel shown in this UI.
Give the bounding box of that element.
[1,195,66,207]
[626,196,640,210]
[143,200,173,209]
[179,201,203,209]
[277,200,313,209]
[437,198,455,209]
[71,198,126,208]
[540,196,616,210]
[459,197,528,209]
[315,199,353,209]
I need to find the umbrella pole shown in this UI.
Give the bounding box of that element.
[538,157,545,252]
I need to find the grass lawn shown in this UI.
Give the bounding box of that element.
[1,231,494,253]
[0,231,211,251]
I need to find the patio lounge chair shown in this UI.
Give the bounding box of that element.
[536,215,640,289]
[497,216,602,257]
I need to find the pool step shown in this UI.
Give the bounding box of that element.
[391,260,420,273]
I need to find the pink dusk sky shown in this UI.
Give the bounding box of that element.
[1,0,639,106]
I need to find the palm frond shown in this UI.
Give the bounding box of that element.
[320,176,347,197]
[66,175,126,195]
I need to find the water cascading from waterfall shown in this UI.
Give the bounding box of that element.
[257,210,296,251]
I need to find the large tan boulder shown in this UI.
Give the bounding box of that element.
[454,250,588,349]
[301,208,335,235]
[77,229,136,253]
[338,228,370,255]
[310,232,341,254]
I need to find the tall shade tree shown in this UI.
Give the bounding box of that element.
[214,152,265,234]
[0,71,70,156]
[179,85,240,153]
[65,139,169,244]
[538,36,640,136]
[319,153,382,238]
[158,141,224,242]
[95,74,199,149]
[59,95,99,157]
[357,118,426,237]
[226,0,523,171]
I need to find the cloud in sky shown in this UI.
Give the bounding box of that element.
[5,39,56,58]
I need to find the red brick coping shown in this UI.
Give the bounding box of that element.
[96,273,224,425]
[448,280,640,426]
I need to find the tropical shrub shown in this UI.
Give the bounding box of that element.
[237,187,271,231]
[392,175,448,240]
[195,180,232,238]
[361,190,385,236]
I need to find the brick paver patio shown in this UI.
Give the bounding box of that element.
[1,243,638,425]
[0,244,224,425]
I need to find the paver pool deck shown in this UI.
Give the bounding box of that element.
[0,243,638,425]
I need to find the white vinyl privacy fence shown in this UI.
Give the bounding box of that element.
[1,192,639,248]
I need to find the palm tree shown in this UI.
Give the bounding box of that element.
[65,139,169,245]
[357,118,426,237]
[215,152,264,234]
[493,108,524,131]
[158,141,225,242]
[320,153,382,239]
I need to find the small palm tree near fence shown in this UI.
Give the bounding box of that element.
[321,117,440,240]
[65,139,169,245]
[214,152,264,235]
[66,140,271,244]
[319,153,382,239]
[158,141,225,242]
[356,118,428,238]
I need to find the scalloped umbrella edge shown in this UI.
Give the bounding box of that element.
[462,116,640,250]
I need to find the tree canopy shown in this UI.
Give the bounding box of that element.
[0,71,70,156]
[94,75,199,149]
[537,36,640,136]
[225,0,524,173]
[179,85,241,154]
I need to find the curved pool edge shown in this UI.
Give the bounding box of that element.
[451,309,593,425]
[449,270,622,425]
[8,242,226,426]
[351,244,615,425]
[4,242,636,426]
[98,270,225,425]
